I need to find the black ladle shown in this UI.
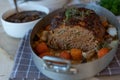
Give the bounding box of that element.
[14,0,19,13]
[13,0,42,13]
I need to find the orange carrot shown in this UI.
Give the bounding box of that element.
[70,48,82,60]
[98,48,110,58]
[60,51,71,60]
[102,21,108,27]
[36,42,49,54]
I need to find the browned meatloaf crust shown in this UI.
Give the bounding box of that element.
[50,8,105,42]
[47,26,98,52]
[47,7,105,52]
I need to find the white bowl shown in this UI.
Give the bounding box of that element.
[1,4,49,38]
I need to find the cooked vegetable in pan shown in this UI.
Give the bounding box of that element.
[32,7,118,64]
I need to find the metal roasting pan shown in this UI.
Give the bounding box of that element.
[29,3,120,80]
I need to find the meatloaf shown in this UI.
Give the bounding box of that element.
[47,25,98,52]
[46,7,105,52]
[50,7,105,42]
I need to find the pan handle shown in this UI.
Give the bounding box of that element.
[42,56,78,74]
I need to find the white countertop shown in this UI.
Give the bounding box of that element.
[0,0,120,80]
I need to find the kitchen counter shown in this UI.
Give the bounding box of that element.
[0,0,120,80]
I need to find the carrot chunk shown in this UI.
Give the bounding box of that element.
[70,48,82,60]
[102,21,108,27]
[98,48,110,58]
[60,51,71,60]
[36,42,49,54]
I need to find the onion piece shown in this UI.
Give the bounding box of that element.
[109,40,118,48]
[41,31,48,41]
[82,52,87,58]
[107,26,117,37]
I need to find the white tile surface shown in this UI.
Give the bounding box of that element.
[0,0,12,25]
[0,48,14,80]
